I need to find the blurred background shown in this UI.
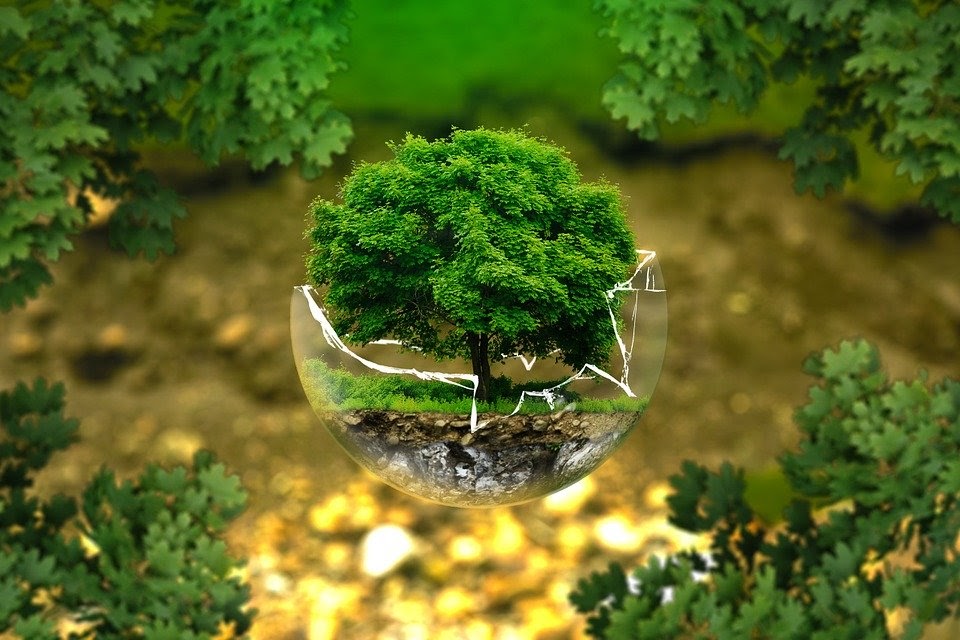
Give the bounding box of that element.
[3,1,960,638]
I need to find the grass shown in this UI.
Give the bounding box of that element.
[302,358,648,415]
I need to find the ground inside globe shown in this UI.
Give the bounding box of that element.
[324,408,643,506]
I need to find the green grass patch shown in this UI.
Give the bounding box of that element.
[302,358,647,414]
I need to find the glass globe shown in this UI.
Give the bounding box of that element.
[290,249,667,507]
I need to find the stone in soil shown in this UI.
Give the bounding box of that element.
[322,409,641,506]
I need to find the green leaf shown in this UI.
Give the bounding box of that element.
[0,7,30,39]
[921,177,960,223]
[301,112,353,178]
[822,542,859,582]
[12,615,56,640]
[112,0,153,26]
[146,539,184,578]
[197,463,247,514]
[17,550,57,585]
[118,55,158,91]
[570,562,628,612]
[894,153,928,183]
[787,0,824,27]
[0,577,23,624]
[0,233,32,269]
[819,340,877,380]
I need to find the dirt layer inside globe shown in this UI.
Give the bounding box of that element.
[324,409,642,506]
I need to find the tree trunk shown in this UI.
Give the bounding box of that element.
[467,332,492,402]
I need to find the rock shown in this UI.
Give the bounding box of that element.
[9,331,42,359]
[154,428,204,462]
[331,408,641,506]
[359,524,416,577]
[96,323,129,351]
[435,586,480,620]
[214,313,254,351]
[642,481,673,510]
[593,513,644,554]
[447,535,484,564]
[263,571,291,595]
[541,476,596,514]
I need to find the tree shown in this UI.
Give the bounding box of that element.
[569,2,960,637]
[595,0,960,222]
[571,341,960,638]
[2,2,353,634]
[306,128,637,402]
[1,0,352,311]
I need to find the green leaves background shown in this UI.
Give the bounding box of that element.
[597,0,960,221]
[1,0,352,311]
[571,341,960,638]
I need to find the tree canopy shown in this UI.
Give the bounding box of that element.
[596,0,960,222]
[0,0,352,311]
[306,128,637,401]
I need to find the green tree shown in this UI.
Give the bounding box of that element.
[596,0,960,221]
[306,128,637,402]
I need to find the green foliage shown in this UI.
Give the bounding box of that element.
[302,358,650,415]
[0,379,253,638]
[570,340,960,638]
[1,0,352,310]
[306,128,637,400]
[597,0,960,221]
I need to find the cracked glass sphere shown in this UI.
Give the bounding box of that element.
[291,250,667,507]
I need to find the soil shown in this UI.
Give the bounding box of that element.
[326,409,641,506]
[3,111,959,638]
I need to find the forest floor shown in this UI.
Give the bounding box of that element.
[4,112,960,638]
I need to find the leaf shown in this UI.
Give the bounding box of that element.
[0,7,30,39]
[819,340,877,380]
[934,149,960,179]
[118,55,158,91]
[146,539,184,578]
[197,463,247,515]
[0,233,32,269]
[825,0,865,23]
[17,550,57,585]
[894,153,928,184]
[794,159,849,198]
[921,177,960,223]
[90,21,123,65]
[667,460,710,531]
[0,577,23,625]
[112,0,153,26]
[194,538,232,576]
[300,112,353,178]
[569,562,629,612]
[822,542,859,582]
[12,615,56,640]
[787,0,824,27]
